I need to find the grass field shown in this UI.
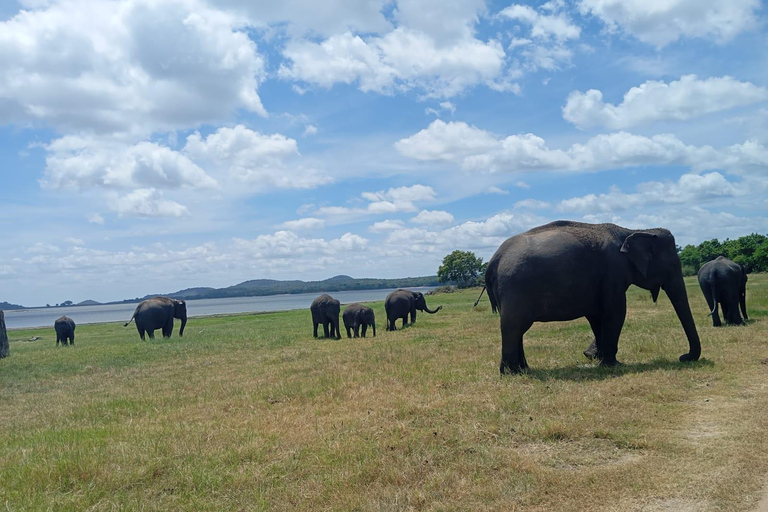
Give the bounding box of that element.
[2,275,768,511]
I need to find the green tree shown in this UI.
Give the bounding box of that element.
[438,250,485,288]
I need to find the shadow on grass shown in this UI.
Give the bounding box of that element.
[518,358,715,382]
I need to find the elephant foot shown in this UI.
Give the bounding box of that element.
[679,352,700,362]
[500,361,529,375]
[598,358,622,367]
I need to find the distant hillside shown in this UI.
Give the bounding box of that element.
[77,300,102,306]
[0,301,25,310]
[129,275,440,302]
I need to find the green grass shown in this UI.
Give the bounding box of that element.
[2,276,768,511]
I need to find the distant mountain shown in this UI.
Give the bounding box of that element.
[0,301,25,310]
[76,300,102,306]
[122,275,440,302]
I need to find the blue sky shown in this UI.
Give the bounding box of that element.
[1,0,767,306]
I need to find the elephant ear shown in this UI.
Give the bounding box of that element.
[620,232,657,278]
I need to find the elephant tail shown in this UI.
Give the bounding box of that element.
[123,314,135,327]
[707,280,718,317]
[473,286,486,307]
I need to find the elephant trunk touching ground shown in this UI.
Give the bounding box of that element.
[664,273,702,362]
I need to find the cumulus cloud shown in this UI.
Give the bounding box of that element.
[41,136,217,192]
[279,27,507,98]
[499,4,580,41]
[112,188,190,218]
[0,0,267,134]
[233,230,368,258]
[369,220,406,232]
[579,0,761,47]
[396,119,768,177]
[411,210,455,226]
[564,75,768,129]
[279,218,325,231]
[183,125,331,190]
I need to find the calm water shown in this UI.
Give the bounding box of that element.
[3,287,436,330]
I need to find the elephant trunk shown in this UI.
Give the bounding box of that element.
[421,304,442,314]
[664,274,701,362]
[179,315,187,337]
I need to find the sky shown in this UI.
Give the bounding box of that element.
[1,0,767,307]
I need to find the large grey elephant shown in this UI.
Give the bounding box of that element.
[697,256,748,326]
[54,315,76,346]
[485,221,701,374]
[343,303,376,338]
[124,296,187,340]
[384,289,442,331]
[310,294,341,339]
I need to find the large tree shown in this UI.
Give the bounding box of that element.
[438,250,485,288]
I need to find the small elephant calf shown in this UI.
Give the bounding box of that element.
[343,303,376,338]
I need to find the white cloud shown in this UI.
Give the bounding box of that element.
[0,0,267,134]
[183,125,331,190]
[564,75,768,129]
[41,136,217,192]
[556,172,746,214]
[279,28,507,98]
[369,220,406,232]
[487,186,510,194]
[396,120,768,177]
[303,124,318,136]
[233,230,368,258]
[88,214,105,225]
[279,218,325,231]
[26,242,61,254]
[112,188,190,218]
[579,0,761,47]
[411,210,455,226]
[499,4,581,41]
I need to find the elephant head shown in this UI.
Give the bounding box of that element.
[173,299,187,337]
[410,291,442,314]
[620,230,701,361]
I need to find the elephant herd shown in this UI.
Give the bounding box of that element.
[43,220,751,378]
[309,289,443,340]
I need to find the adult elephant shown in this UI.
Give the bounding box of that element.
[124,297,187,340]
[54,315,76,346]
[697,256,748,326]
[343,303,376,338]
[485,221,701,374]
[310,294,341,339]
[384,289,442,331]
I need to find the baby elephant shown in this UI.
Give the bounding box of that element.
[343,303,376,338]
[54,315,76,346]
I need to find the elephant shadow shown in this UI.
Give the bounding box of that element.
[521,358,714,382]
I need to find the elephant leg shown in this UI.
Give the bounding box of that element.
[401,316,407,329]
[584,315,602,360]
[597,298,626,366]
[345,325,352,338]
[361,324,367,338]
[313,322,319,338]
[147,329,155,340]
[322,322,330,338]
[138,327,146,341]
[69,333,74,345]
[410,310,416,324]
[387,318,395,331]
[353,324,360,338]
[499,312,531,374]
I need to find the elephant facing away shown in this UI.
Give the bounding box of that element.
[697,256,748,326]
[311,294,341,339]
[124,297,187,340]
[485,221,701,374]
[343,303,376,338]
[54,315,75,346]
[384,289,442,331]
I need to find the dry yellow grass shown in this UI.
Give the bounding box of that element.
[1,275,767,511]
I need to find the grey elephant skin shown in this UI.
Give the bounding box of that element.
[0,311,8,359]
[697,256,748,326]
[384,289,442,331]
[343,303,376,338]
[311,294,341,339]
[124,297,187,340]
[485,220,701,374]
[54,315,76,346]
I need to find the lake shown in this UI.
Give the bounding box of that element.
[2,287,437,330]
